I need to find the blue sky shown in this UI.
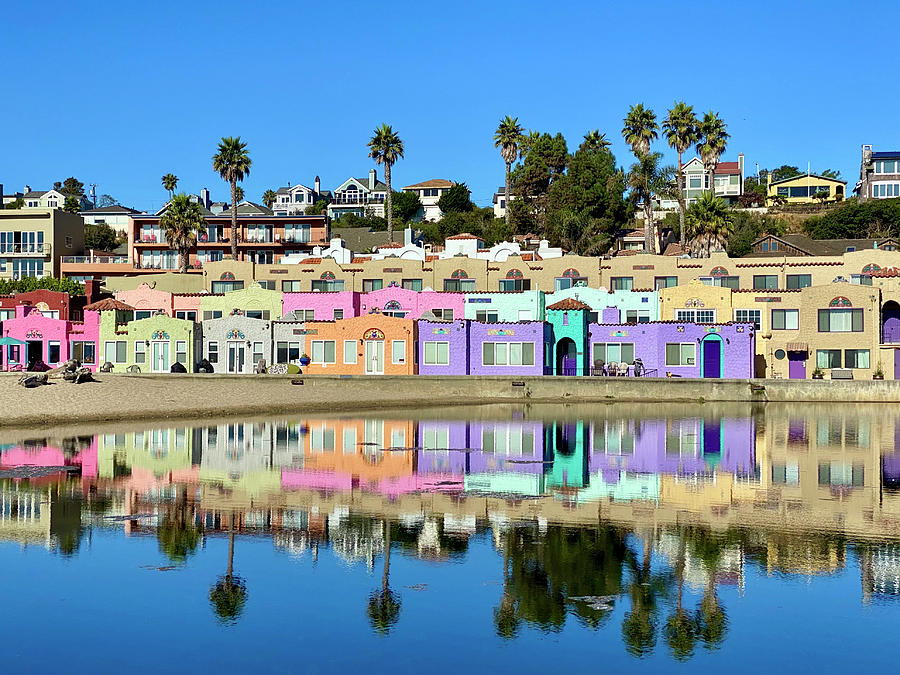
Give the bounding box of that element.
[2,0,898,212]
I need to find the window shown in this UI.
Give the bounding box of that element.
[499,279,530,291]
[593,342,635,364]
[343,340,357,364]
[175,310,197,321]
[554,276,588,291]
[700,276,739,289]
[293,309,315,321]
[342,427,357,454]
[104,341,127,363]
[310,426,335,453]
[402,279,422,291]
[734,309,761,330]
[363,279,383,292]
[47,341,60,364]
[482,342,535,366]
[333,309,344,320]
[753,275,778,290]
[654,276,677,289]
[845,349,870,369]
[276,341,301,364]
[873,182,900,198]
[432,308,454,321]
[875,160,899,174]
[245,310,270,320]
[816,349,842,369]
[475,310,499,322]
[482,426,535,455]
[625,309,650,323]
[851,274,873,286]
[444,278,475,292]
[689,176,702,189]
[424,341,449,366]
[282,280,303,292]
[134,341,146,364]
[772,309,799,330]
[202,311,223,321]
[135,310,154,320]
[818,308,863,332]
[211,280,244,293]
[176,341,188,364]
[675,309,716,323]
[665,343,695,366]
[392,340,406,364]
[208,342,218,363]
[786,274,812,289]
[610,276,633,291]
[251,341,263,364]
[71,341,95,365]
[311,279,344,292]
[311,340,336,363]
[0,309,13,320]
[257,280,275,290]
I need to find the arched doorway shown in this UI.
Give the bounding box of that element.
[883,301,900,343]
[700,334,723,378]
[556,338,577,375]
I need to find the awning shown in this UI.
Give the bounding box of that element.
[786,342,808,352]
[0,337,25,346]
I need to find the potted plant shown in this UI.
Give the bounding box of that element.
[873,362,885,380]
[812,367,824,380]
[299,353,310,367]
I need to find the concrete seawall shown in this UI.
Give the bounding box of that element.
[4,373,900,429]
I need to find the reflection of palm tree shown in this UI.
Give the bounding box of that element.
[367,520,401,634]
[664,532,697,661]
[621,534,667,657]
[157,484,200,563]
[688,527,729,650]
[494,532,521,638]
[209,514,248,624]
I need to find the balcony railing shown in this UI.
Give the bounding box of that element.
[0,243,51,255]
[330,196,385,205]
[62,255,130,265]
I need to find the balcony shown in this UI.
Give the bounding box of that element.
[331,195,385,206]
[62,255,129,265]
[0,243,51,256]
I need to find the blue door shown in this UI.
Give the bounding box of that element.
[702,339,722,378]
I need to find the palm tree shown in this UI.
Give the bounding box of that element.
[696,112,729,198]
[627,153,675,254]
[212,136,252,259]
[160,193,207,272]
[233,186,244,203]
[367,520,401,634]
[684,191,734,258]
[580,129,611,153]
[209,515,248,624]
[367,124,405,242]
[622,104,658,157]
[161,173,178,200]
[621,532,668,657]
[551,211,613,256]
[262,189,277,208]
[494,116,524,225]
[662,102,699,249]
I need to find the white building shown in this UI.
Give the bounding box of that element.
[80,205,143,234]
[1,185,91,211]
[328,169,387,220]
[402,179,455,222]
[272,177,330,216]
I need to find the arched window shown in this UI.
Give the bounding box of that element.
[829,296,852,307]
[363,328,385,340]
[710,266,729,277]
[862,263,881,275]
[451,269,468,279]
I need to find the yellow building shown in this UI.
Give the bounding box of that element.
[767,173,846,204]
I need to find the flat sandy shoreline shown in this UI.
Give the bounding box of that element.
[3,372,900,430]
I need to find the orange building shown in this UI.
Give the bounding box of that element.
[302,314,417,375]
[301,418,416,482]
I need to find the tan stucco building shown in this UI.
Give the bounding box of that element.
[0,208,84,280]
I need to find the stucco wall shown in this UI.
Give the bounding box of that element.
[417,320,469,375]
[468,321,547,376]
[282,291,359,321]
[463,291,543,322]
[202,315,273,374]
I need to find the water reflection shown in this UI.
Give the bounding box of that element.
[1,403,899,663]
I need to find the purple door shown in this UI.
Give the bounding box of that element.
[788,351,806,379]
[702,340,721,378]
[894,350,900,381]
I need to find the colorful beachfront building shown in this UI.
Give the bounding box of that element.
[114,282,205,321]
[300,314,416,375]
[359,287,465,320]
[96,302,200,372]
[202,315,272,373]
[199,283,283,321]
[462,290,545,322]
[282,291,360,321]
[0,304,100,370]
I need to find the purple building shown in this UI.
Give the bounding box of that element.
[588,308,755,378]
[468,321,552,376]
[417,320,470,375]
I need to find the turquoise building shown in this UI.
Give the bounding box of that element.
[462,290,545,322]
[545,298,592,375]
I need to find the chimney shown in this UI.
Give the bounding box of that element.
[738,152,744,178]
[84,278,98,302]
[314,175,321,195]
[369,168,376,188]
[24,185,31,194]
[404,227,412,246]
[200,188,211,208]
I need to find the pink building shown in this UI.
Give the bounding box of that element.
[281,291,360,321]
[360,287,464,320]
[0,306,100,371]
[114,283,174,318]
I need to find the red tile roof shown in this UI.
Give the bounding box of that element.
[84,298,134,311]
[714,161,741,175]
[377,242,403,249]
[446,233,482,240]
[547,298,591,311]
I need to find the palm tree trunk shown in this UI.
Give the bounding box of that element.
[504,162,512,225]
[227,516,235,581]
[677,152,686,249]
[645,203,655,254]
[230,180,238,260]
[385,163,393,242]
[180,249,188,274]
[382,520,391,594]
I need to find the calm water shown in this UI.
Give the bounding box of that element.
[1,402,899,673]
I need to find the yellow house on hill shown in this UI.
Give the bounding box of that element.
[767,173,846,204]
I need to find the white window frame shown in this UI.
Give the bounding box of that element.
[311,340,336,364]
[665,342,696,367]
[343,340,357,364]
[734,308,761,329]
[391,340,406,365]
[423,341,449,366]
[208,341,218,363]
[134,340,146,364]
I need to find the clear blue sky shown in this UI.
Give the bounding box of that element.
[2,0,898,212]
